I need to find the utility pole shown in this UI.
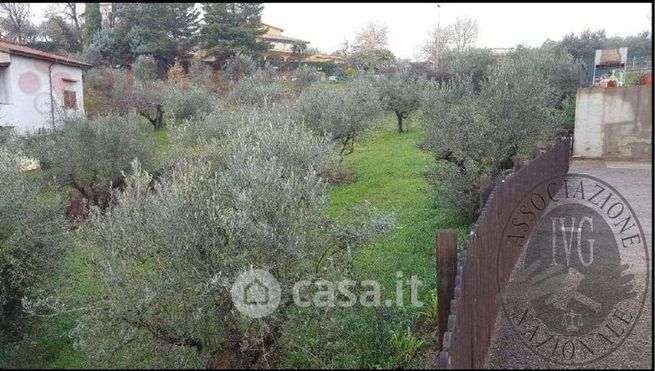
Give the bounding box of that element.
[435,4,441,73]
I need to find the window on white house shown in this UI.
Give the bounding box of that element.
[63,90,77,110]
[0,66,9,104]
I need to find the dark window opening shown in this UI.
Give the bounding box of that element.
[63,90,77,109]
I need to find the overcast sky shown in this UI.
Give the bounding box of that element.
[28,2,652,60]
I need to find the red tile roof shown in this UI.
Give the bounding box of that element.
[0,41,91,68]
[260,33,307,43]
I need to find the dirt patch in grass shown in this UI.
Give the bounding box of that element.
[325,168,357,185]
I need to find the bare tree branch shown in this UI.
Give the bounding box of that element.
[64,2,81,33]
[0,3,36,44]
[353,21,389,52]
[448,17,479,51]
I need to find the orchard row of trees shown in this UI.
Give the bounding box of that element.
[421,46,577,217]
[0,47,578,366]
[0,56,401,368]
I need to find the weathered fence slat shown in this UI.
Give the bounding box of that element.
[437,230,458,350]
[436,139,572,369]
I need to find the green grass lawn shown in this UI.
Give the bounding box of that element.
[329,115,459,288]
[333,112,470,286]
[280,114,469,368]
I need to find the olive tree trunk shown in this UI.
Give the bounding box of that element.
[395,111,404,133]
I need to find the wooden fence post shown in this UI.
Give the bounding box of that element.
[437,229,457,350]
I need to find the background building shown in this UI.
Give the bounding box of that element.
[0,41,89,133]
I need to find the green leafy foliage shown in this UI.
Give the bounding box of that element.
[293,77,382,156]
[348,48,396,72]
[85,28,127,66]
[389,327,425,367]
[439,48,499,89]
[188,59,214,88]
[294,64,320,90]
[421,48,568,219]
[159,82,218,122]
[82,3,101,48]
[278,116,457,369]
[559,29,653,63]
[199,3,268,64]
[377,66,425,133]
[0,149,67,341]
[228,67,290,107]
[86,4,199,70]
[223,53,258,82]
[168,104,234,158]
[132,55,158,81]
[71,107,342,368]
[23,114,157,191]
[84,67,218,129]
[426,160,483,219]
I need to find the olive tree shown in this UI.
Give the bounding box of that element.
[520,44,578,104]
[159,82,218,122]
[111,73,168,130]
[132,55,159,81]
[378,67,425,133]
[188,58,214,88]
[293,64,320,90]
[228,68,290,108]
[168,104,236,160]
[421,52,563,219]
[70,107,392,368]
[0,149,67,339]
[348,48,396,73]
[479,52,562,164]
[23,114,157,212]
[87,67,219,129]
[223,53,258,82]
[293,76,381,156]
[421,76,488,168]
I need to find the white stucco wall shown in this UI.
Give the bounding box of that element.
[573,86,652,159]
[0,54,85,134]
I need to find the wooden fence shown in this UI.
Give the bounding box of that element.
[436,138,572,369]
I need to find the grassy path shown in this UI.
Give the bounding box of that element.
[322,114,468,368]
[330,114,467,293]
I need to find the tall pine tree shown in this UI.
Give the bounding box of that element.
[99,3,199,71]
[199,3,269,66]
[82,3,101,49]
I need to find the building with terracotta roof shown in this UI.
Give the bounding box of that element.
[197,24,345,67]
[258,24,345,65]
[257,24,307,62]
[0,41,90,133]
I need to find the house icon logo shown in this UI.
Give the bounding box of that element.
[231,268,281,318]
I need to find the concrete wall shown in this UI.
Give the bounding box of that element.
[0,54,85,134]
[573,86,652,159]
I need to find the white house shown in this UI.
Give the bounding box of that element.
[0,41,91,134]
